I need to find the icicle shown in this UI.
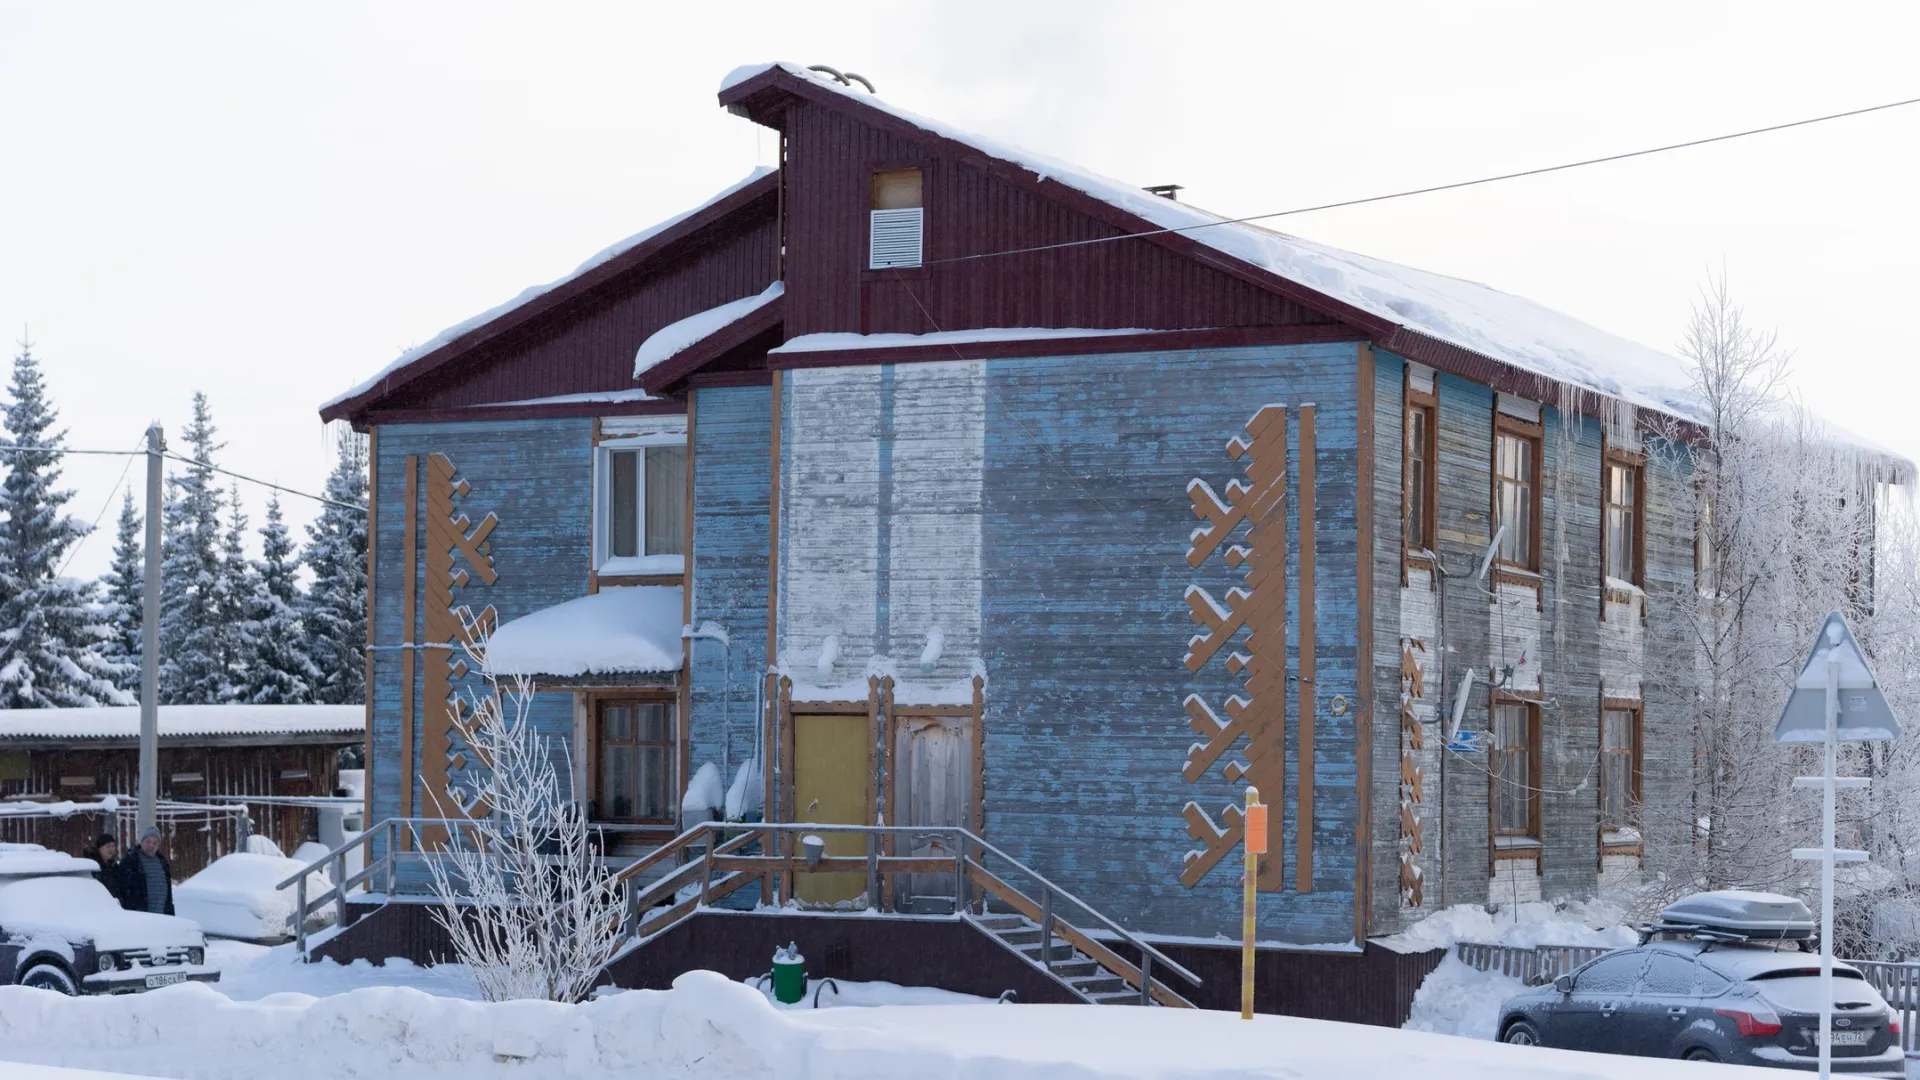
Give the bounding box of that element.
[1552,382,1583,660]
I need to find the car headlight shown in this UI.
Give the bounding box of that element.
[98,954,116,973]
[187,947,203,966]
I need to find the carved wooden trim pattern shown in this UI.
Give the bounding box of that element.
[1180,404,1288,891]
[418,453,499,827]
[1398,638,1428,906]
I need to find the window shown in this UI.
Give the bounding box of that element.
[869,168,924,269]
[1574,952,1646,994]
[594,436,686,575]
[1491,701,1540,838]
[1640,954,1697,996]
[595,699,674,823]
[1600,705,1642,840]
[1695,491,1716,597]
[1494,426,1540,570]
[1604,457,1643,587]
[1404,394,1437,555]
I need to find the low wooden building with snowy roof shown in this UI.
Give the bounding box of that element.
[0,704,363,875]
[314,63,1904,1016]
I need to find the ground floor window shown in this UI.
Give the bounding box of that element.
[1491,700,1541,840]
[1600,703,1642,844]
[595,699,673,823]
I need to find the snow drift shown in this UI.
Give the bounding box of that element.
[0,967,1809,1080]
[174,853,333,942]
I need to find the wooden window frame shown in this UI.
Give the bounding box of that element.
[1489,695,1543,847]
[592,433,687,578]
[1598,697,1644,852]
[1403,387,1439,573]
[1491,413,1544,579]
[1603,448,1646,591]
[587,694,679,826]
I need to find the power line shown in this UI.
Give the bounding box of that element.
[55,434,146,577]
[162,453,364,514]
[929,93,1920,267]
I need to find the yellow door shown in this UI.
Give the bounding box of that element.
[792,713,869,905]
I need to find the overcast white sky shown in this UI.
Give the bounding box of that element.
[4,1,1916,581]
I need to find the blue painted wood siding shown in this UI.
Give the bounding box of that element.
[687,387,772,790]
[369,419,594,872]
[777,342,1365,944]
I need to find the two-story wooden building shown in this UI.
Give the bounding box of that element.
[319,63,1878,976]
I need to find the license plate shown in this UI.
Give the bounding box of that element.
[144,973,186,989]
[1807,1029,1871,1047]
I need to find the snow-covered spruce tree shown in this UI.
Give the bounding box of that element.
[241,495,318,703]
[158,392,229,704]
[0,344,130,707]
[210,483,259,702]
[424,633,625,1003]
[96,491,144,694]
[302,432,367,705]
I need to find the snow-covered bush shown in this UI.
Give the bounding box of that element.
[423,638,625,1003]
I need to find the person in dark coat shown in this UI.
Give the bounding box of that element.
[116,826,174,916]
[85,833,124,904]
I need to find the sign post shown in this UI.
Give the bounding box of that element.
[1242,786,1266,1020]
[1775,612,1901,1080]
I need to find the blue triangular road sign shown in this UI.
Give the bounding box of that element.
[1773,612,1900,744]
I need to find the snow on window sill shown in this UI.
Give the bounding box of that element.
[1492,835,1542,851]
[596,554,686,578]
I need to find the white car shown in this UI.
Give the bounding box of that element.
[0,844,218,995]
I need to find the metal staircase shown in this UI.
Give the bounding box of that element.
[279,818,1200,1008]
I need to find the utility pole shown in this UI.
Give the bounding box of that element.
[138,424,164,837]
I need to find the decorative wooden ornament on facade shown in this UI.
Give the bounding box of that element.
[1398,638,1427,906]
[418,453,499,821]
[1180,404,1288,892]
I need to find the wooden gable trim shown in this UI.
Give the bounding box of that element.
[321,171,780,424]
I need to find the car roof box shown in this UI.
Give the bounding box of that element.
[1657,891,1816,940]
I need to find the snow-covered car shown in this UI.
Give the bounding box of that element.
[1496,891,1904,1077]
[175,851,334,943]
[0,844,218,995]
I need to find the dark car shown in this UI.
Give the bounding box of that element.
[0,844,218,995]
[1497,895,1904,1079]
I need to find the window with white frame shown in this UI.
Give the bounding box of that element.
[594,433,686,575]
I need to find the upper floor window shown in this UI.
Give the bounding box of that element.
[594,434,685,575]
[1404,392,1437,556]
[1494,422,1541,571]
[869,168,924,269]
[1604,457,1643,587]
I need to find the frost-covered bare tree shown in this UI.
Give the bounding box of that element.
[1641,275,1918,954]
[424,634,626,1002]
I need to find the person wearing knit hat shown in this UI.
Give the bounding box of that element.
[113,826,175,916]
[84,832,125,906]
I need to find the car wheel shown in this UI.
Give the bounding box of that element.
[19,962,77,995]
[1502,1020,1543,1047]
[1682,1049,1719,1064]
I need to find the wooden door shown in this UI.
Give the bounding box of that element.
[792,713,869,905]
[894,716,972,910]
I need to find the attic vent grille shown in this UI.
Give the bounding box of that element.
[869,207,924,269]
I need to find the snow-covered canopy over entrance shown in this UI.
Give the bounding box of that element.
[484,586,684,679]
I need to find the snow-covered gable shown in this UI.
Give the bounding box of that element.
[484,586,684,679]
[634,281,783,378]
[718,63,1779,435]
[0,704,363,742]
[321,168,775,414]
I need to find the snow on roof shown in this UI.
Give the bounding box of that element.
[769,326,1160,355]
[635,280,784,378]
[321,167,776,414]
[727,63,1883,442]
[484,586,684,679]
[0,705,364,742]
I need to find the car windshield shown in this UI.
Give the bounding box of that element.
[0,874,120,923]
[1752,972,1885,1013]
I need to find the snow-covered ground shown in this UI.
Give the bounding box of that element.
[5,966,1893,1080]
[204,940,479,1001]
